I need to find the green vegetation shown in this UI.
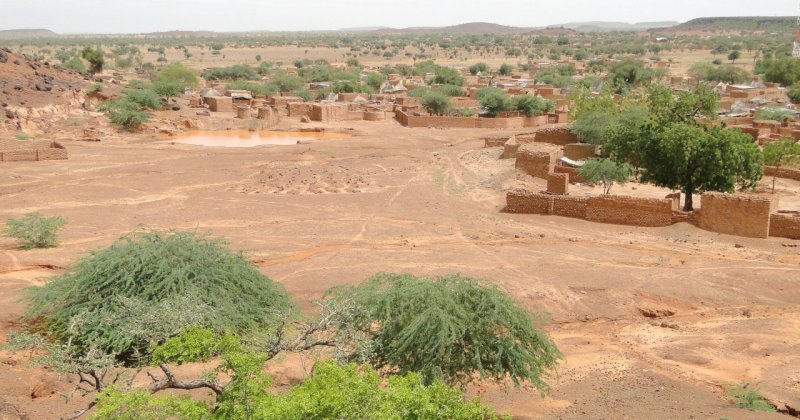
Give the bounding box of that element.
[365,71,386,91]
[498,63,513,76]
[202,64,258,81]
[99,99,150,130]
[326,273,561,389]
[80,46,104,74]
[153,63,199,99]
[608,59,667,93]
[469,62,489,75]
[92,360,501,419]
[511,94,555,117]
[63,56,87,73]
[421,91,451,116]
[24,231,293,364]
[87,83,103,94]
[578,158,633,194]
[763,139,800,192]
[430,66,465,86]
[754,107,793,122]
[477,87,511,116]
[3,212,67,249]
[726,383,775,412]
[688,62,750,84]
[756,57,800,86]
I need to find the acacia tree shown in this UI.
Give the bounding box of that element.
[763,139,800,192]
[421,91,451,116]
[578,158,634,194]
[326,273,562,391]
[80,46,104,75]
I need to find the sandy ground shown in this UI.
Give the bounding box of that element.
[0,115,798,419]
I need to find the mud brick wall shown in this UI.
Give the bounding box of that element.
[547,172,569,194]
[515,133,538,145]
[35,148,68,161]
[506,189,552,214]
[769,213,800,239]
[534,127,579,146]
[516,144,560,179]
[288,102,314,117]
[475,116,526,129]
[764,166,800,181]
[1,140,67,162]
[734,126,768,142]
[552,195,588,218]
[311,103,351,122]
[396,96,421,107]
[563,143,597,160]
[269,96,302,107]
[585,195,674,227]
[206,96,233,112]
[554,166,584,184]
[484,135,511,148]
[363,111,385,121]
[698,193,775,238]
[502,140,520,159]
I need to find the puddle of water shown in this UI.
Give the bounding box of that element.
[172,130,348,148]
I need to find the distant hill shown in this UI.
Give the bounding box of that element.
[659,17,794,33]
[373,22,533,35]
[141,30,217,37]
[0,29,58,40]
[554,21,678,32]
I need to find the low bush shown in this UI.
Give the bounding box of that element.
[3,212,67,249]
[25,231,294,365]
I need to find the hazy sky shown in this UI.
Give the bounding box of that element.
[2,0,798,34]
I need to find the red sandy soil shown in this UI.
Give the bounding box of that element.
[0,49,87,109]
[0,113,798,419]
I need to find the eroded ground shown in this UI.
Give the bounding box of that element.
[0,118,798,419]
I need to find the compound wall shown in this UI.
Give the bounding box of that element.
[769,213,800,239]
[698,193,775,238]
[585,195,673,227]
[764,166,800,182]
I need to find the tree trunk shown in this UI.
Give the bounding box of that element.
[683,186,694,212]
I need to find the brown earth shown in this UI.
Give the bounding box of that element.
[0,48,87,109]
[0,106,798,419]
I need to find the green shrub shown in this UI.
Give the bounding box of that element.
[3,212,67,249]
[63,56,86,73]
[151,326,242,365]
[726,383,775,412]
[498,63,513,76]
[434,84,465,97]
[25,231,294,364]
[477,87,511,116]
[754,107,793,122]
[511,94,555,117]
[93,361,501,419]
[421,91,451,116]
[99,99,150,130]
[225,80,276,96]
[327,273,561,390]
[469,62,489,75]
[293,88,315,102]
[124,89,162,110]
[87,83,103,94]
[202,64,257,81]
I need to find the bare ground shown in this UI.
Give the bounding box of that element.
[0,117,798,419]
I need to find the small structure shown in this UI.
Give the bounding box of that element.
[0,139,67,162]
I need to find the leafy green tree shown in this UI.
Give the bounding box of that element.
[3,212,67,249]
[637,123,762,211]
[754,107,793,122]
[578,158,633,194]
[511,94,555,117]
[788,83,800,104]
[760,57,800,86]
[469,62,488,75]
[421,91,452,116]
[763,139,800,192]
[365,71,386,91]
[571,109,617,145]
[477,87,511,116]
[124,88,163,110]
[327,273,562,390]
[431,66,465,86]
[498,63,513,76]
[81,46,105,74]
[346,57,360,67]
[688,63,750,84]
[435,84,465,97]
[153,62,198,96]
[728,50,741,64]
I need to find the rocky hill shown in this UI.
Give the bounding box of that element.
[657,16,794,33]
[0,48,87,109]
[0,29,59,40]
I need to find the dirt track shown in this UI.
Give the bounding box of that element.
[0,118,798,419]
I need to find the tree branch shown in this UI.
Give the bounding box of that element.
[148,364,224,395]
